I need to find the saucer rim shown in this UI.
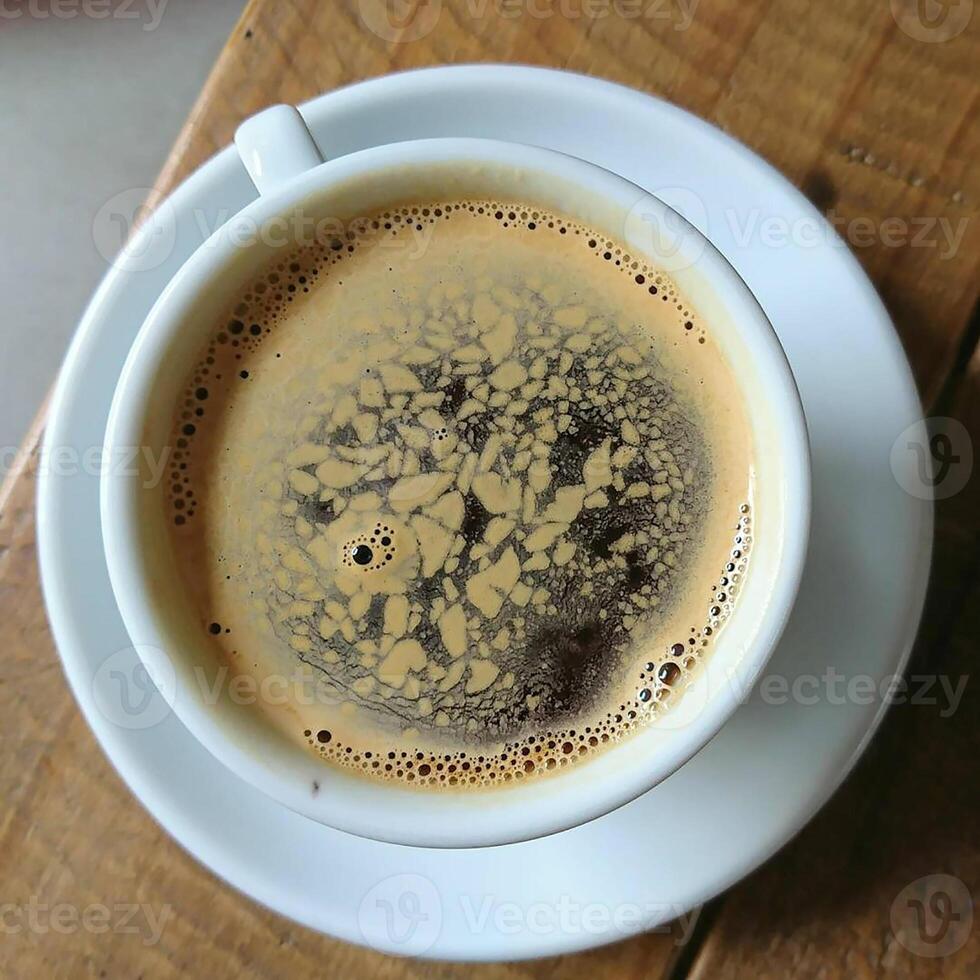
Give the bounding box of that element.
[37,64,931,962]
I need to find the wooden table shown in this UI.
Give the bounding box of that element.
[2,1,977,976]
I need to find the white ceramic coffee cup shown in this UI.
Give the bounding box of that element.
[101,105,810,848]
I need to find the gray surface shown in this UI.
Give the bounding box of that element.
[0,0,246,459]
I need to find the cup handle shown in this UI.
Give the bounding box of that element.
[234,104,324,196]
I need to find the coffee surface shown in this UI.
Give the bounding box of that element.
[165,201,754,789]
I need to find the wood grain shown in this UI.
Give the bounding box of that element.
[686,353,980,979]
[0,0,977,976]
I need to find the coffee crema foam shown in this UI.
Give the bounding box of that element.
[165,200,754,790]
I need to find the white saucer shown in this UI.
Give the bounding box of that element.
[38,66,931,962]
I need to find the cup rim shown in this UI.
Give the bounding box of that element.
[101,136,810,848]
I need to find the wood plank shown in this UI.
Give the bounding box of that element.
[1,1,978,976]
[684,344,980,978]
